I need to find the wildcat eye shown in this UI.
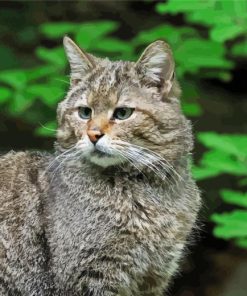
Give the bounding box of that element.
[112,107,134,120]
[78,107,92,119]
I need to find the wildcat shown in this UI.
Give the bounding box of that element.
[0,37,201,296]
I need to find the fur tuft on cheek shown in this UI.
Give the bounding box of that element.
[56,128,71,141]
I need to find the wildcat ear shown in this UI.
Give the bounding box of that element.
[63,36,96,85]
[135,40,174,93]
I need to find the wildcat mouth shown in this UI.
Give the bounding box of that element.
[89,147,124,167]
[91,149,109,158]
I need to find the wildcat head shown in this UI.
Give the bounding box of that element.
[56,36,192,169]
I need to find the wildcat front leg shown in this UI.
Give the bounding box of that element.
[73,273,132,296]
[69,262,135,296]
[0,280,21,296]
[80,285,120,296]
[0,283,8,296]
[137,273,171,296]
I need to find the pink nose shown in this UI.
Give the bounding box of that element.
[87,129,104,144]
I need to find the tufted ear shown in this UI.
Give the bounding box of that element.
[63,36,96,85]
[135,40,174,93]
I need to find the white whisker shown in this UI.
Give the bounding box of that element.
[112,140,184,184]
[49,149,83,184]
[41,145,78,179]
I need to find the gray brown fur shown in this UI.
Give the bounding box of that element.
[0,38,201,296]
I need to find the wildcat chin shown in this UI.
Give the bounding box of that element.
[77,134,125,167]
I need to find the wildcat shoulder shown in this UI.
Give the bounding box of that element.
[0,152,27,191]
[0,151,48,202]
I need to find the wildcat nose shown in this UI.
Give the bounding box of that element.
[87,128,104,144]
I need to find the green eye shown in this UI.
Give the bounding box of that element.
[78,107,92,119]
[113,107,134,120]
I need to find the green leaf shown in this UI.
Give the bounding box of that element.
[221,0,247,19]
[39,22,77,38]
[0,69,28,90]
[36,47,66,68]
[156,0,213,14]
[198,132,247,159]
[134,25,197,48]
[210,24,246,43]
[8,92,33,115]
[35,121,57,137]
[0,87,12,103]
[26,83,65,107]
[25,66,57,81]
[0,67,57,90]
[220,190,247,208]
[182,102,202,117]
[75,21,119,49]
[200,150,247,176]
[236,238,247,249]
[93,38,131,54]
[175,39,233,74]
[186,2,247,27]
[231,41,247,56]
[212,210,247,238]
[192,165,221,181]
[186,10,234,27]
[134,25,179,45]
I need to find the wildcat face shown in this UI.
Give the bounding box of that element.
[56,37,192,168]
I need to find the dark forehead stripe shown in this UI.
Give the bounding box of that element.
[87,63,124,108]
[87,66,106,85]
[67,88,85,106]
[92,64,120,91]
[65,60,141,111]
[88,62,133,90]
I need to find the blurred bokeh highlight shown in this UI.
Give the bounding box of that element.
[0,1,247,295]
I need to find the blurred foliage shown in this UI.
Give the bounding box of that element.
[0,0,247,247]
[193,133,247,248]
[157,0,247,44]
[193,133,247,180]
[1,0,246,136]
